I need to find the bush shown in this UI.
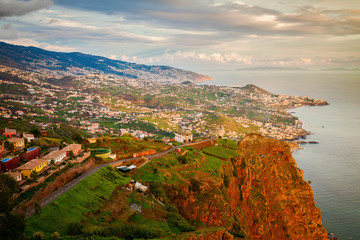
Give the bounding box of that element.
[149,182,167,201]
[165,204,178,213]
[32,231,45,240]
[51,232,61,240]
[108,223,163,239]
[223,175,230,188]
[176,155,188,164]
[190,178,201,192]
[66,222,84,236]
[167,212,195,232]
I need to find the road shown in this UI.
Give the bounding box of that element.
[23,137,215,218]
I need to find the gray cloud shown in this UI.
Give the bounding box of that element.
[0,23,18,39]
[0,0,53,18]
[54,0,360,37]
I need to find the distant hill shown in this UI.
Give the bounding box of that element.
[0,41,212,83]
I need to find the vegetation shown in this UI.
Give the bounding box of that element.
[202,146,238,160]
[0,174,25,240]
[25,166,130,236]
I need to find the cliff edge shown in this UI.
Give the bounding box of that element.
[166,134,328,239]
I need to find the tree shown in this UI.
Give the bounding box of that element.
[4,141,14,153]
[34,201,42,218]
[24,137,29,148]
[30,128,40,138]
[0,174,24,240]
[71,132,83,143]
[50,159,55,168]
[30,170,38,182]
[68,150,75,159]
[0,213,25,240]
[0,173,19,214]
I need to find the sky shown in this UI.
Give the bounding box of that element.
[0,0,359,72]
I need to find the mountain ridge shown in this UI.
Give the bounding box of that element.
[0,41,212,83]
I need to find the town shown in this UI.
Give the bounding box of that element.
[0,65,327,143]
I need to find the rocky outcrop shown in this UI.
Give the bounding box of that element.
[166,133,328,239]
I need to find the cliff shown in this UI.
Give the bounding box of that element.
[165,134,328,239]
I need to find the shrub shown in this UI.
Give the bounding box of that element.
[51,232,61,240]
[167,212,195,232]
[165,204,179,213]
[176,155,188,164]
[108,223,163,239]
[189,178,201,192]
[66,222,84,236]
[32,231,45,240]
[223,175,230,188]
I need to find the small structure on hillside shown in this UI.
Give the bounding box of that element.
[174,131,193,143]
[117,165,136,173]
[23,133,35,141]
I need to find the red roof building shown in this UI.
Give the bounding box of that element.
[4,128,16,138]
[1,155,20,171]
[20,147,40,162]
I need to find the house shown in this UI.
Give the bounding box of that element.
[62,144,82,156]
[43,149,67,165]
[23,133,35,141]
[40,130,49,137]
[1,155,20,171]
[134,182,148,192]
[6,171,22,181]
[20,147,40,162]
[8,138,25,149]
[4,128,16,138]
[15,158,47,179]
[174,132,193,143]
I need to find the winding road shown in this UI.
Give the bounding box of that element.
[23,137,215,218]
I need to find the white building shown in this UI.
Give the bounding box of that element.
[23,133,35,141]
[43,149,67,165]
[174,132,193,143]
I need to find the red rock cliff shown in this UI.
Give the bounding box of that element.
[166,133,328,239]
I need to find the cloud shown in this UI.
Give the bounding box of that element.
[4,38,75,52]
[109,54,117,60]
[0,23,18,40]
[0,0,53,18]
[53,0,360,36]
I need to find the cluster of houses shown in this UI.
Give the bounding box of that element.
[2,144,82,182]
[1,128,82,182]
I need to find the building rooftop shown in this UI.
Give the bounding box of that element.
[62,144,81,152]
[5,128,16,133]
[27,147,38,152]
[15,158,47,170]
[1,157,12,162]
[8,137,23,143]
[42,149,66,159]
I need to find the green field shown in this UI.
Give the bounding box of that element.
[25,166,130,236]
[202,146,238,160]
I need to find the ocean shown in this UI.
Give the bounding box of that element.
[200,70,360,239]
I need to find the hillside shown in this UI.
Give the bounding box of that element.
[24,136,327,239]
[0,41,212,83]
